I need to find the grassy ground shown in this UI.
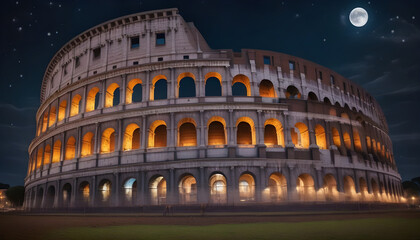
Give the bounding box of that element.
[46,217,419,240]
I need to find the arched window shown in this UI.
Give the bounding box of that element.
[148,120,167,148]
[236,117,255,145]
[49,107,56,127]
[372,139,377,153]
[264,119,284,147]
[371,179,380,200]
[285,86,301,99]
[259,80,276,98]
[177,72,196,98]
[62,184,71,207]
[353,130,362,152]
[86,87,100,112]
[81,132,94,157]
[149,176,166,205]
[239,173,255,202]
[58,100,67,122]
[101,128,115,153]
[65,136,76,160]
[151,75,167,100]
[209,173,227,204]
[79,182,90,206]
[267,173,287,202]
[343,131,351,150]
[178,174,197,204]
[323,174,338,201]
[123,123,140,151]
[207,117,226,146]
[123,178,137,205]
[126,79,142,104]
[70,94,82,117]
[296,173,315,201]
[232,74,251,96]
[98,179,112,206]
[178,118,197,147]
[323,97,332,105]
[359,177,368,200]
[308,92,318,101]
[315,124,327,149]
[42,112,48,132]
[332,127,341,148]
[205,72,222,96]
[341,113,350,119]
[343,176,356,200]
[52,140,61,163]
[105,83,120,108]
[36,147,43,168]
[44,144,51,165]
[46,186,55,207]
[291,122,309,148]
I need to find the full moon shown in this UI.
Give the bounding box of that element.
[349,7,368,27]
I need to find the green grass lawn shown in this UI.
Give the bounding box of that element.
[45,218,420,240]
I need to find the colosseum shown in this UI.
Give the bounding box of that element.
[24,8,402,210]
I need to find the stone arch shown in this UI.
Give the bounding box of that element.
[177,72,196,98]
[52,140,61,163]
[343,175,356,200]
[178,174,198,204]
[58,100,67,122]
[101,128,116,153]
[209,172,227,204]
[205,72,222,96]
[323,174,338,201]
[43,144,51,165]
[323,97,332,105]
[285,85,301,99]
[41,111,48,132]
[239,173,256,202]
[308,92,318,101]
[353,130,362,152]
[78,181,90,206]
[297,173,315,201]
[264,118,284,147]
[36,147,43,168]
[359,177,368,200]
[341,113,350,119]
[332,127,341,148]
[126,78,143,104]
[149,175,167,205]
[267,173,287,202]
[35,187,44,208]
[207,116,227,146]
[45,185,55,207]
[105,83,120,108]
[123,178,137,206]
[81,132,94,157]
[259,79,277,98]
[98,179,112,206]
[178,118,197,147]
[232,74,251,96]
[70,94,82,117]
[49,106,56,127]
[62,183,72,208]
[371,179,380,201]
[291,122,309,149]
[123,123,140,151]
[236,117,256,145]
[65,136,76,160]
[151,75,167,100]
[315,124,327,149]
[86,87,100,112]
[343,131,352,150]
[148,120,167,148]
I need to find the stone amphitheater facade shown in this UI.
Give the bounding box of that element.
[24,8,402,209]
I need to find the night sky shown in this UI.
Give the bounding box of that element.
[1,0,419,186]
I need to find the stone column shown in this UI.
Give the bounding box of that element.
[120,74,127,106]
[145,71,150,101]
[141,116,147,150]
[225,66,231,96]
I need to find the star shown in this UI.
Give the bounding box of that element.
[12,18,16,22]
[9,84,12,88]
[47,32,51,36]
[15,1,19,5]
[17,26,22,32]
[402,39,406,43]
[391,29,395,34]
[323,38,327,42]
[413,16,416,20]
[19,74,23,78]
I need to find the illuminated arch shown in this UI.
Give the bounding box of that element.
[123,178,137,205]
[101,128,116,153]
[371,179,380,200]
[151,75,167,100]
[178,118,197,147]
[353,130,362,152]
[178,174,197,204]
[264,118,284,147]
[41,111,48,132]
[267,173,287,202]
[58,100,67,122]
[123,123,140,151]
[48,106,56,127]
[259,80,277,98]
[177,72,196,98]
[343,176,356,200]
[239,173,255,202]
[98,179,112,205]
[86,87,100,112]
[232,74,251,96]
[126,78,143,104]
[149,175,167,205]
[209,173,227,204]
[205,72,222,96]
[81,132,94,157]
[236,117,256,145]
[285,85,301,99]
[315,124,327,149]
[332,127,341,148]
[65,136,76,160]
[43,144,51,165]
[343,131,351,150]
[308,92,318,101]
[341,113,350,119]
[359,177,368,200]
[52,140,61,163]
[207,116,227,146]
[296,173,315,201]
[36,147,43,169]
[79,181,90,206]
[291,122,309,149]
[148,120,167,148]
[61,183,71,207]
[70,94,82,117]
[323,174,338,201]
[105,83,120,108]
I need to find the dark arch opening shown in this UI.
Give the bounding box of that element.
[132,84,142,103]
[232,82,247,96]
[308,92,318,101]
[205,77,222,96]
[154,79,167,100]
[179,77,196,98]
[286,86,301,99]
